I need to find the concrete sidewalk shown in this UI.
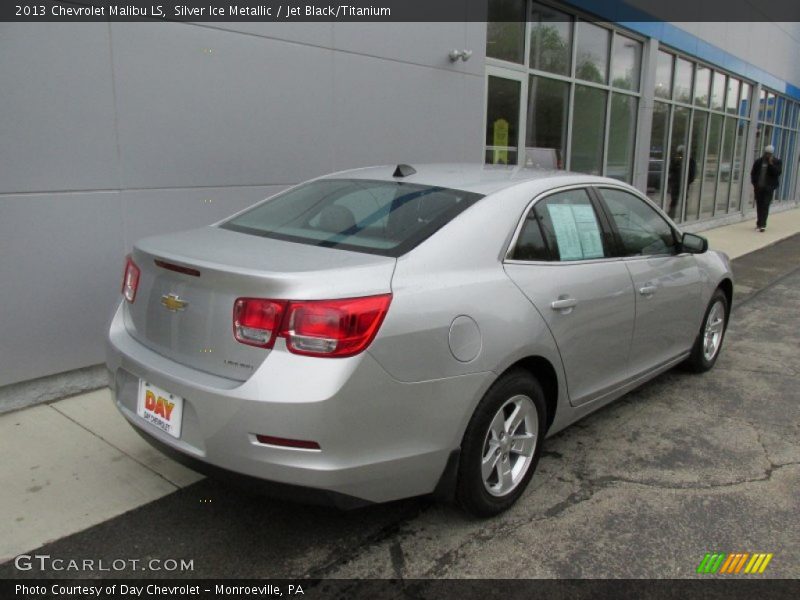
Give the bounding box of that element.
[702,205,800,259]
[0,389,202,563]
[1,206,799,565]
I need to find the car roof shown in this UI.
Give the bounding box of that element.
[318,163,629,195]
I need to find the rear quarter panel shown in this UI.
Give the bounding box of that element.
[367,180,570,442]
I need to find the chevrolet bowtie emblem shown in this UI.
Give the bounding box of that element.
[160,293,188,312]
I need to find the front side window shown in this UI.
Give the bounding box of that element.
[598,188,678,256]
[526,188,609,261]
[222,179,482,257]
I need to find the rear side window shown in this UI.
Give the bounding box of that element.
[598,188,678,256]
[515,188,609,261]
[511,214,550,261]
[221,179,482,257]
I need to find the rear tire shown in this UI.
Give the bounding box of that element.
[456,369,546,517]
[685,289,728,373]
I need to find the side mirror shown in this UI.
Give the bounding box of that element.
[681,232,708,254]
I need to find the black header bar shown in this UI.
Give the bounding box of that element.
[2,0,800,22]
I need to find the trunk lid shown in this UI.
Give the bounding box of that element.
[124,226,396,381]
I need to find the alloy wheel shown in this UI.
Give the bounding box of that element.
[703,300,726,362]
[481,395,538,497]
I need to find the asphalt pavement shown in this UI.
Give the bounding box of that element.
[2,235,799,581]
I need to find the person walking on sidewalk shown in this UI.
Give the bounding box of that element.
[750,144,782,232]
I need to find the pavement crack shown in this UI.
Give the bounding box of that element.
[300,500,430,580]
[423,462,800,578]
[390,541,407,578]
[690,401,800,470]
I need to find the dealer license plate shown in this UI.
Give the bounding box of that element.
[137,380,184,438]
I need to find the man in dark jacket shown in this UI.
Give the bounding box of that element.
[750,144,783,231]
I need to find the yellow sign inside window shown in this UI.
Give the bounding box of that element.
[493,118,509,164]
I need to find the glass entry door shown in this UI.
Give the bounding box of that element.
[485,68,525,165]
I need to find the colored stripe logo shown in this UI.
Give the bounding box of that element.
[697,552,773,574]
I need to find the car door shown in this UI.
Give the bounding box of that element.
[595,186,703,377]
[504,187,636,407]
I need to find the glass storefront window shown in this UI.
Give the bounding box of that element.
[758,89,768,121]
[485,76,521,165]
[575,21,610,84]
[685,111,708,221]
[528,2,572,76]
[526,76,569,169]
[487,0,526,64]
[766,92,776,123]
[570,85,607,174]
[767,124,777,149]
[647,102,669,205]
[772,129,784,197]
[775,96,785,127]
[785,102,796,128]
[694,66,711,106]
[666,106,690,219]
[726,78,741,114]
[728,119,749,212]
[711,72,727,111]
[716,117,736,213]
[654,51,673,99]
[739,82,752,117]
[611,35,642,91]
[700,113,723,218]
[783,131,796,200]
[757,124,774,164]
[607,93,638,182]
[482,8,776,223]
[674,58,693,103]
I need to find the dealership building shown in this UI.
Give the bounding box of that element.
[1,1,799,399]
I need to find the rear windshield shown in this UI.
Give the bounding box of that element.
[220,179,483,257]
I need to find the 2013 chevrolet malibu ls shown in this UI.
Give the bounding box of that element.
[106,163,733,516]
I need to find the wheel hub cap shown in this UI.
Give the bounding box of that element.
[703,300,725,362]
[481,394,538,497]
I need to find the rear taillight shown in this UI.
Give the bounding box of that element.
[282,295,392,357]
[121,256,140,303]
[233,298,288,349]
[232,294,392,357]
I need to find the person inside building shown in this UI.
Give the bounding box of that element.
[667,145,696,219]
[750,144,783,232]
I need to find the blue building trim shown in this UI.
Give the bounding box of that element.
[567,0,800,101]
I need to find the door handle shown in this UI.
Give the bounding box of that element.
[639,285,658,296]
[551,297,578,311]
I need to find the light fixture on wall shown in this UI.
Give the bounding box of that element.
[449,49,473,62]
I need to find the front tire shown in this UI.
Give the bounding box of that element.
[456,370,547,517]
[686,289,728,373]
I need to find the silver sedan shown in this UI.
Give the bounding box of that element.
[107,164,733,516]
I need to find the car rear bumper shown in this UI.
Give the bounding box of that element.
[106,302,492,504]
